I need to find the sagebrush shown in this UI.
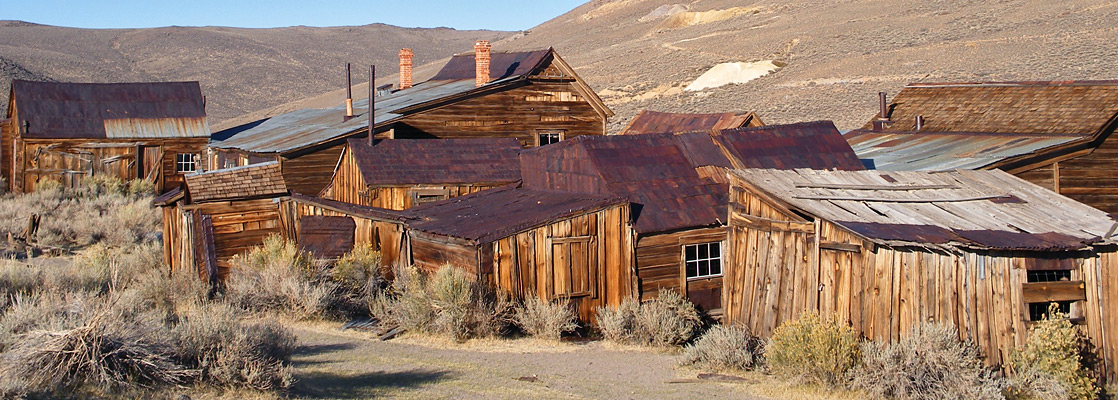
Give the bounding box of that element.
[680,324,762,372]
[1007,304,1098,400]
[594,290,702,347]
[765,311,859,387]
[515,296,578,341]
[225,235,335,319]
[370,264,513,340]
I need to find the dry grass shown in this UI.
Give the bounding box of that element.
[853,323,1003,400]
[765,311,860,388]
[594,290,703,348]
[515,296,578,341]
[680,324,762,372]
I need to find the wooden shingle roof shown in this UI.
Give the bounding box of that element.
[865,81,1118,137]
[185,162,287,202]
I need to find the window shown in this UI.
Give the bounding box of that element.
[176,153,197,173]
[1025,269,1078,322]
[411,188,449,206]
[537,130,564,146]
[684,242,722,279]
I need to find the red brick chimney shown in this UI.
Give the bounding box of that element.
[475,40,491,87]
[398,48,414,90]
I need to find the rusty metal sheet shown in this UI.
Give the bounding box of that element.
[298,215,356,259]
[349,138,521,186]
[402,185,624,244]
[430,49,551,81]
[846,129,1081,171]
[11,80,208,139]
[717,121,864,171]
[621,110,759,135]
[288,193,407,222]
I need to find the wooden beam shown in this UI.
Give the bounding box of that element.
[1021,281,1087,303]
[794,183,958,190]
[819,241,862,253]
[792,194,1010,203]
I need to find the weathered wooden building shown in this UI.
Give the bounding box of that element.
[2,80,210,193]
[620,110,764,135]
[156,162,406,281]
[723,168,1118,374]
[320,138,521,209]
[210,43,612,195]
[400,185,633,322]
[520,121,865,315]
[847,81,1118,212]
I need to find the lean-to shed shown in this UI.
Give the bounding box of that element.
[520,121,864,315]
[620,110,764,135]
[210,44,612,195]
[724,168,1118,374]
[401,185,633,322]
[156,162,405,281]
[847,81,1118,212]
[320,138,522,209]
[2,80,210,193]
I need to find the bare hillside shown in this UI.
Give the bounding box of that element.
[0,20,509,122]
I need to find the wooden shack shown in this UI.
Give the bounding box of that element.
[847,81,1118,212]
[620,110,764,135]
[400,185,633,322]
[520,121,865,315]
[210,44,612,195]
[2,80,210,193]
[156,162,405,281]
[723,168,1118,374]
[320,138,521,209]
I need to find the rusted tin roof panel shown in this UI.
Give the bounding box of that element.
[731,168,1117,251]
[863,80,1118,137]
[621,110,760,135]
[846,129,1081,171]
[348,138,522,185]
[185,162,287,202]
[402,185,624,243]
[717,121,865,171]
[11,80,208,139]
[430,49,551,81]
[287,193,406,222]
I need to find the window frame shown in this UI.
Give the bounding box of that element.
[175,153,197,173]
[683,241,724,280]
[411,188,450,206]
[535,129,565,146]
[1022,268,1085,323]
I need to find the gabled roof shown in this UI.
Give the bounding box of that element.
[212,47,611,154]
[864,81,1118,137]
[521,121,864,234]
[402,185,624,244]
[9,80,209,139]
[730,168,1116,251]
[846,130,1081,171]
[344,138,522,186]
[184,162,288,202]
[621,110,763,135]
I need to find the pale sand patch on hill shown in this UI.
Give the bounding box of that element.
[685,60,783,92]
[580,0,654,21]
[639,4,689,22]
[659,6,764,29]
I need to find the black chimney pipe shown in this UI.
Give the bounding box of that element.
[368,65,375,146]
[878,92,888,121]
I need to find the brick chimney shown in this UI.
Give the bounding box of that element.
[475,40,491,87]
[399,48,414,90]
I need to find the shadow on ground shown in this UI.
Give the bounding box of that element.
[292,369,452,399]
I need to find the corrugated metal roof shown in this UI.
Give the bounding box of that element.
[522,121,864,234]
[288,193,406,222]
[402,185,624,244]
[212,50,554,154]
[730,168,1116,251]
[864,80,1118,137]
[621,110,761,135]
[10,80,209,139]
[845,130,1081,171]
[348,138,522,186]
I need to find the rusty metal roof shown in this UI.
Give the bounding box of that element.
[845,129,1082,171]
[864,80,1118,137]
[212,49,556,154]
[522,121,863,234]
[9,80,209,139]
[347,138,522,186]
[430,49,551,81]
[185,162,287,202]
[730,168,1116,251]
[401,185,624,244]
[288,193,405,222]
[621,110,762,135]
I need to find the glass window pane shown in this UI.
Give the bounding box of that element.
[710,258,722,275]
[698,260,709,276]
[710,242,720,255]
[697,245,708,259]
[685,245,696,262]
[686,262,697,278]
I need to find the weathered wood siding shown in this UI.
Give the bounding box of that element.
[1,119,12,190]
[322,147,502,209]
[634,227,727,312]
[280,144,345,196]
[389,81,606,146]
[285,199,408,269]
[724,178,1118,377]
[17,138,205,193]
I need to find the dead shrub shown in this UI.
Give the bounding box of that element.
[515,296,578,341]
[680,324,762,372]
[852,323,1003,400]
[1007,304,1098,400]
[766,311,860,387]
[225,235,335,319]
[594,290,702,347]
[172,302,296,391]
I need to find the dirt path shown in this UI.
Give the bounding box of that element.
[288,323,774,399]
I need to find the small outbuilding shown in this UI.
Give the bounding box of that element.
[320,138,522,209]
[723,168,1118,373]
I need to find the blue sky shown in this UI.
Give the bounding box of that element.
[3,0,586,31]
